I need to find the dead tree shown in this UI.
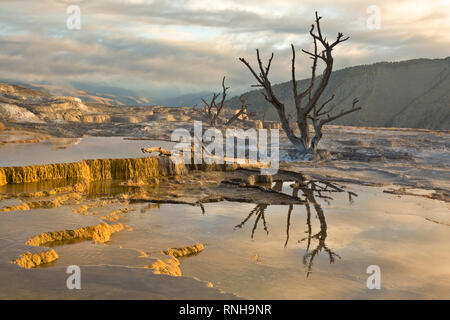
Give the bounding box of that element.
[233,178,356,277]
[239,12,361,154]
[202,76,229,127]
[202,76,251,128]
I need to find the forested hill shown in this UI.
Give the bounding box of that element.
[226,57,450,130]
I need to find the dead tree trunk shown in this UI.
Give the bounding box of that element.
[239,12,361,155]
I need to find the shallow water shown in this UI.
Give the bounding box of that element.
[0,134,449,299]
[0,136,174,166]
[120,186,450,299]
[0,179,449,299]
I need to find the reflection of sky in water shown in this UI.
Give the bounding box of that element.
[0,136,175,166]
[0,179,448,299]
[146,187,450,299]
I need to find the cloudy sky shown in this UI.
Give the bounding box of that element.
[1,0,449,101]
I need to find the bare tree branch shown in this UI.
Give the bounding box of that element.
[316,94,335,115]
[320,98,361,125]
[239,11,360,154]
[202,77,241,127]
[224,96,250,127]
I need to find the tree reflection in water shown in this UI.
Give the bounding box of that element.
[234,179,357,277]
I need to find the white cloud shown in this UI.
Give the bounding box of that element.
[0,0,449,99]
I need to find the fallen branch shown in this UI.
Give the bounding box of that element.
[141,147,172,156]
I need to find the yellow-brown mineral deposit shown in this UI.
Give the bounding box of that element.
[26,223,124,246]
[11,249,59,269]
[162,243,205,258]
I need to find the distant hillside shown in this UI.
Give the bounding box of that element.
[160,91,214,108]
[0,80,152,106]
[226,57,450,130]
[0,83,101,123]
